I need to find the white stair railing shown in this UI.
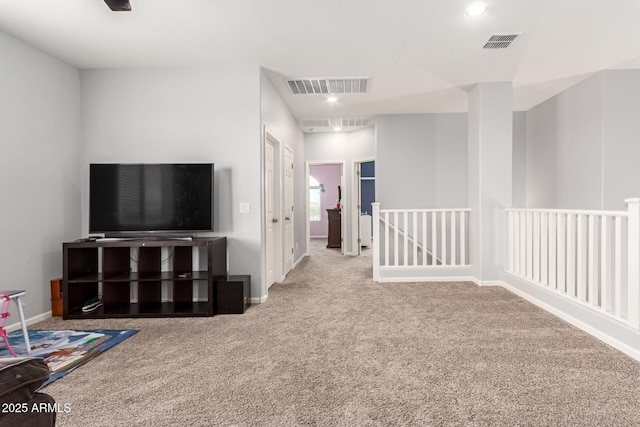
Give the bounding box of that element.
[506,198,640,330]
[377,215,442,265]
[372,203,471,282]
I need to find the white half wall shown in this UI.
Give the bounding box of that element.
[0,31,81,320]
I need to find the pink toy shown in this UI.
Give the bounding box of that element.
[0,294,18,357]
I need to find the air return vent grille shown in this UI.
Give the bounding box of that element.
[286,77,370,94]
[341,118,370,128]
[301,119,331,128]
[483,33,521,49]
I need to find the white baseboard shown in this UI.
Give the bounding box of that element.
[293,253,309,269]
[379,276,477,283]
[250,294,268,304]
[4,311,53,333]
[501,272,640,362]
[477,279,504,287]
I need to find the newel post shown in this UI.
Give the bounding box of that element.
[625,198,640,329]
[372,203,381,282]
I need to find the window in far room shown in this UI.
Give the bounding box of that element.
[309,176,322,221]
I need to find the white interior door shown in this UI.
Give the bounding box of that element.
[283,146,294,275]
[265,138,276,288]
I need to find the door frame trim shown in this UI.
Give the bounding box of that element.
[262,126,284,299]
[282,145,294,280]
[351,156,375,255]
[305,160,347,256]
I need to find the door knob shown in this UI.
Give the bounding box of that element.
[272,218,279,223]
[285,217,291,221]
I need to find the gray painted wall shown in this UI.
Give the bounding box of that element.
[602,70,640,210]
[259,71,307,265]
[0,31,81,321]
[468,83,513,282]
[376,113,468,209]
[80,66,265,298]
[526,69,640,211]
[526,73,603,209]
[512,112,527,207]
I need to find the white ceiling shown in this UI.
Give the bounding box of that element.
[2,0,640,132]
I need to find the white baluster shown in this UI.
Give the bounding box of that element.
[614,215,624,318]
[526,211,533,280]
[577,214,587,302]
[384,211,390,267]
[625,198,640,329]
[461,211,467,266]
[403,211,408,267]
[508,211,514,272]
[541,212,548,285]
[567,213,576,297]
[588,215,599,307]
[548,213,557,289]
[533,211,541,283]
[557,213,567,294]
[372,203,381,281]
[451,211,457,266]
[412,211,418,266]
[600,215,611,313]
[422,211,427,266]
[432,212,437,265]
[441,211,447,265]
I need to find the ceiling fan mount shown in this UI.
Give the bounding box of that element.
[104,0,131,11]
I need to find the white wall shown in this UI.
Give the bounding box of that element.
[259,71,306,265]
[80,66,264,298]
[376,113,468,209]
[512,112,527,208]
[468,83,513,283]
[305,127,375,254]
[0,31,81,320]
[602,70,640,210]
[526,73,603,209]
[526,69,640,211]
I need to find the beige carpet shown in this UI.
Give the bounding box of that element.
[34,239,639,426]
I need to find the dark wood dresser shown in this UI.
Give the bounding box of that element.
[326,208,341,248]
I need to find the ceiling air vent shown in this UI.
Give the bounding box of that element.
[301,119,331,128]
[483,33,522,49]
[286,77,370,95]
[341,118,370,128]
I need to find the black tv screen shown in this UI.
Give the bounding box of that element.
[89,163,214,234]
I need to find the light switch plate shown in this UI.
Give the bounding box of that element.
[239,203,251,214]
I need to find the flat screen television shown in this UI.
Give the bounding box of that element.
[89,163,214,235]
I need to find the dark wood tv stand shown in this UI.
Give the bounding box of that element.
[62,237,227,319]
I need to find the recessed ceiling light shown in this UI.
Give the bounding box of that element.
[333,127,342,131]
[327,96,338,103]
[465,2,487,16]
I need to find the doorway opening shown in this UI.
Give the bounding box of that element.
[306,161,345,255]
[352,159,376,256]
[263,127,296,300]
